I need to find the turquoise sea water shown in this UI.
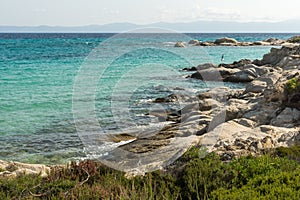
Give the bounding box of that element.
[0,33,298,164]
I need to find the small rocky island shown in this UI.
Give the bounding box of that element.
[174,35,300,47]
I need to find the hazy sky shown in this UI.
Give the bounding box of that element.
[1,0,300,26]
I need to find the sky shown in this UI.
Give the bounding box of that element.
[1,0,300,26]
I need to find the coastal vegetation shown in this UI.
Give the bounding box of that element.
[286,77,300,94]
[287,36,300,43]
[1,36,300,199]
[1,145,300,199]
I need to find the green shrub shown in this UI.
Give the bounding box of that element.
[286,77,300,94]
[287,36,300,43]
[180,153,299,199]
[180,153,233,199]
[1,146,300,199]
[211,170,300,199]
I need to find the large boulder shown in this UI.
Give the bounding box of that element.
[200,120,270,152]
[188,39,200,45]
[277,56,300,69]
[245,80,267,93]
[219,59,252,69]
[258,46,295,66]
[200,121,250,150]
[226,99,251,121]
[271,107,300,128]
[199,98,222,111]
[224,69,258,82]
[197,87,234,102]
[238,64,269,76]
[243,102,280,125]
[190,67,239,81]
[264,38,278,43]
[174,41,186,47]
[264,71,299,105]
[263,38,284,45]
[256,72,281,87]
[214,37,238,45]
[201,119,300,158]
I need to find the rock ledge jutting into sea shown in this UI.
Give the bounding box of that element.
[123,44,300,163]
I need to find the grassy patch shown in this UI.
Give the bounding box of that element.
[1,146,300,199]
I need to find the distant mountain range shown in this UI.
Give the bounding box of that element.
[1,20,300,33]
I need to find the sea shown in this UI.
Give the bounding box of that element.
[0,32,298,164]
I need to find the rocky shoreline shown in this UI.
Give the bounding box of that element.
[174,35,300,47]
[118,43,300,162]
[1,40,300,178]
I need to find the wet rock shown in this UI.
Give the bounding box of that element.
[154,93,178,103]
[189,60,270,83]
[109,133,137,143]
[183,63,216,71]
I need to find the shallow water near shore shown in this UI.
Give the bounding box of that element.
[0,32,298,164]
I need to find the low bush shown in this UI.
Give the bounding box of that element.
[286,77,300,94]
[1,145,300,199]
[287,36,300,43]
